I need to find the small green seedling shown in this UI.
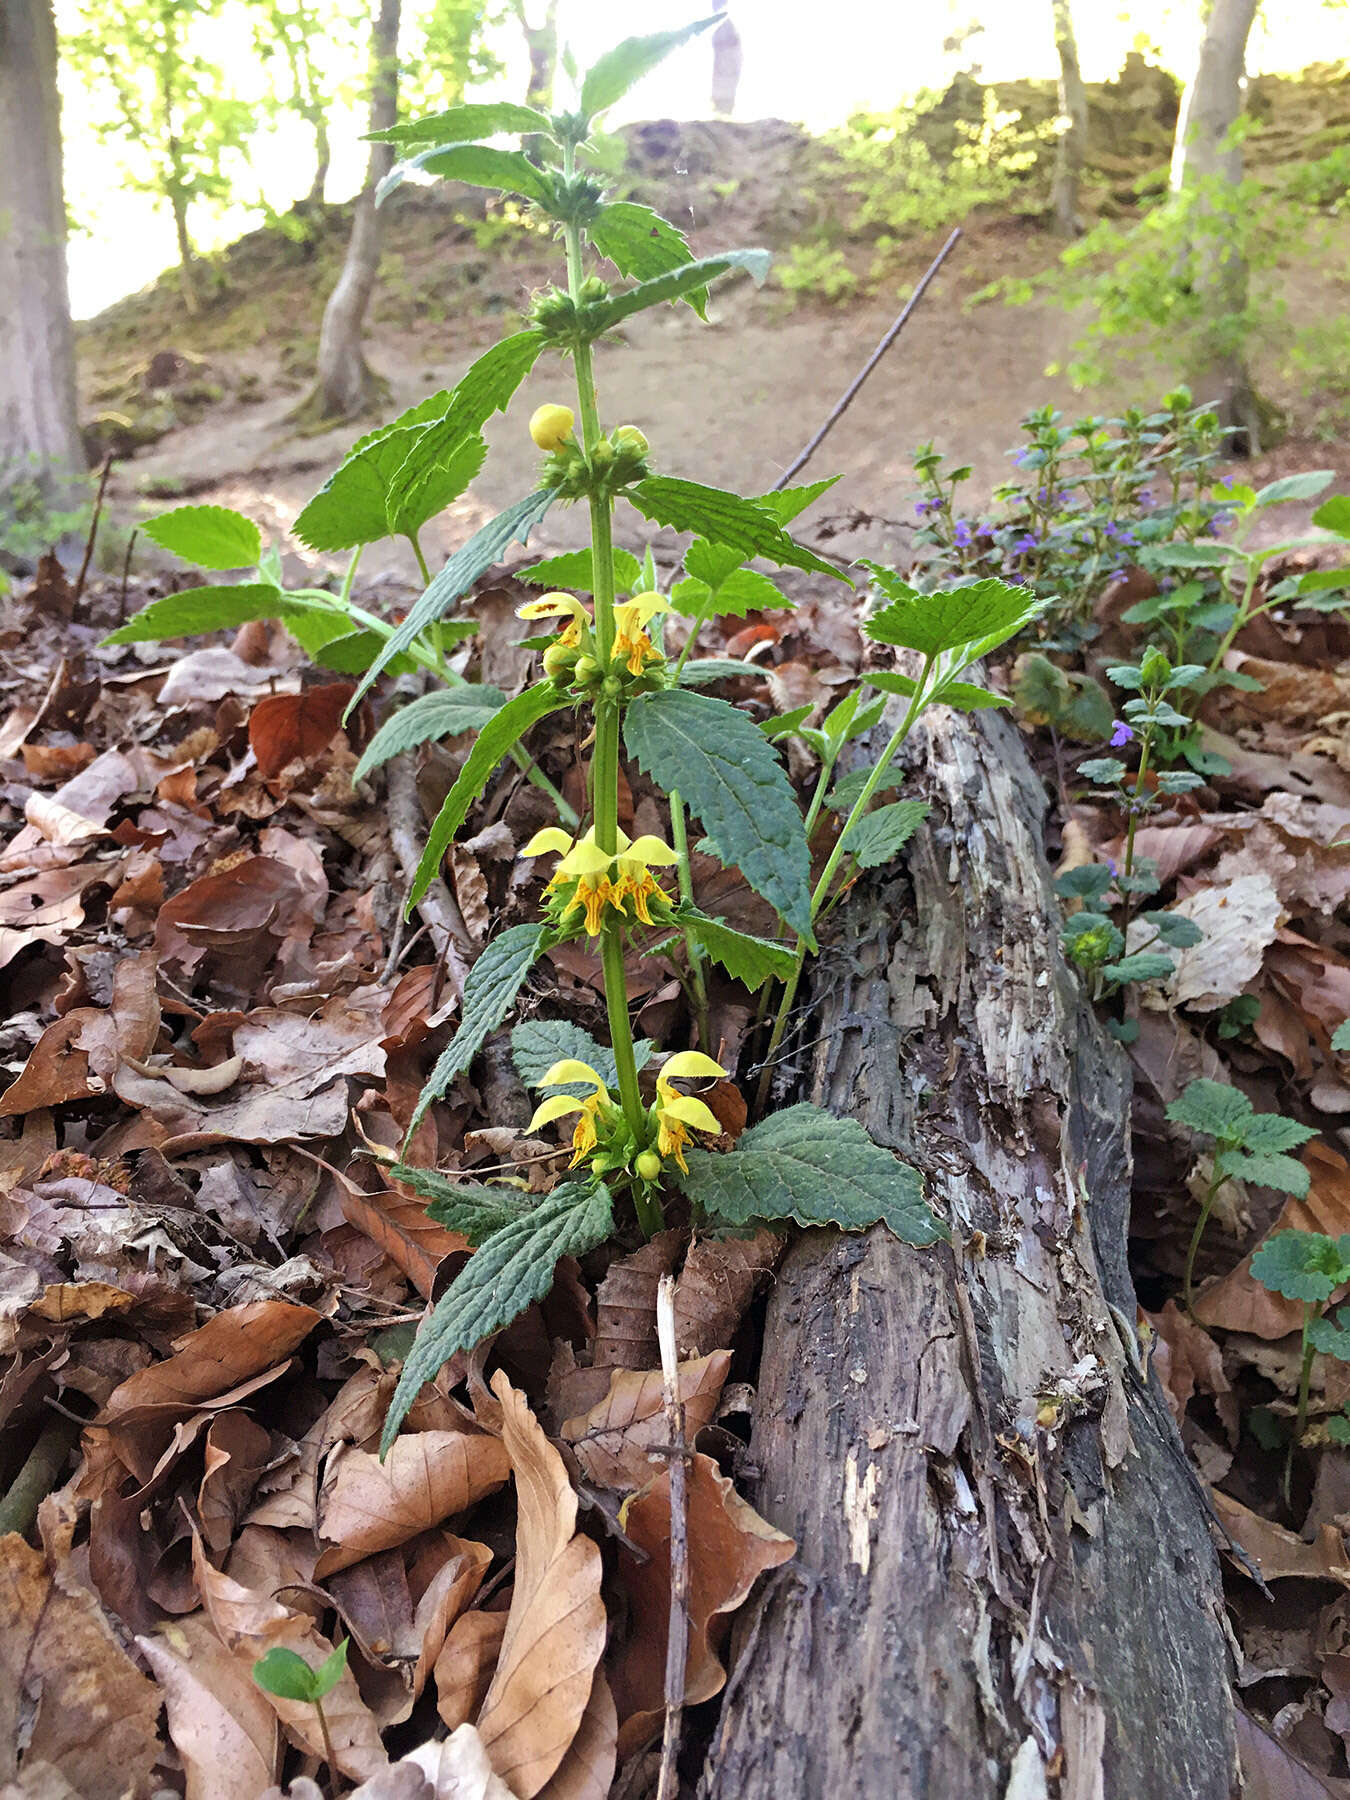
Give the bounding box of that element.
[1251,1230,1350,1498]
[1055,858,1201,1041]
[1165,1078,1316,1310]
[252,1639,349,1780]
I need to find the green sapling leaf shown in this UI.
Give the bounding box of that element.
[578,18,720,121]
[1251,1230,1350,1304]
[142,504,262,571]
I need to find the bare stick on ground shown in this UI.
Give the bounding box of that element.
[656,1272,690,1800]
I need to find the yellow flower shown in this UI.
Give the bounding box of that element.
[611,591,669,676]
[517,591,588,651]
[653,1050,727,1171]
[527,1059,615,1167]
[522,826,678,936]
[530,403,575,451]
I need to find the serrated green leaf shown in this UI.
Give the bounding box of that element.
[579,17,719,120]
[840,799,929,870]
[350,489,559,712]
[1254,471,1334,507]
[624,688,813,938]
[389,1162,533,1245]
[1310,1307,1350,1361]
[1240,1113,1318,1155]
[826,757,907,811]
[677,658,766,686]
[1166,1078,1254,1144]
[354,684,508,781]
[1056,864,1114,903]
[1139,542,1238,569]
[509,1018,653,1095]
[520,546,643,594]
[369,100,550,148]
[379,142,556,208]
[629,477,846,582]
[589,250,771,331]
[1215,1149,1311,1196]
[862,570,1041,662]
[752,476,842,526]
[683,537,744,590]
[1104,952,1174,984]
[103,583,307,645]
[673,567,790,620]
[381,1180,615,1452]
[281,607,416,679]
[1312,495,1350,538]
[142,504,262,571]
[294,427,486,552]
[676,1103,941,1243]
[407,923,549,1139]
[867,669,1009,711]
[411,685,566,902]
[1250,1229,1350,1303]
[1141,910,1205,949]
[252,1647,319,1702]
[591,201,706,316]
[1333,1020,1350,1054]
[674,906,797,990]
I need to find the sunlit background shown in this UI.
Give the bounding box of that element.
[58,0,1348,319]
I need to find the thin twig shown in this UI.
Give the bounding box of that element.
[656,1273,690,1800]
[773,228,962,490]
[118,526,138,626]
[0,1407,84,1537]
[73,453,115,604]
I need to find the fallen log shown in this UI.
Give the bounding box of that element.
[700,700,1237,1798]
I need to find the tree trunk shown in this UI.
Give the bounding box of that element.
[305,0,399,424]
[513,0,557,112]
[1170,0,1263,452]
[0,0,85,495]
[710,0,742,119]
[307,112,331,205]
[1049,0,1087,236]
[700,699,1238,1798]
[168,180,200,315]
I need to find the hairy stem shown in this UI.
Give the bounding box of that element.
[1183,1174,1218,1312]
[670,788,710,1052]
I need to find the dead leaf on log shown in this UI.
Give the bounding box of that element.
[673,1229,785,1358]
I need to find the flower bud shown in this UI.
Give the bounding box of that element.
[635,1150,662,1182]
[530,403,575,451]
[614,424,648,455]
[574,654,601,685]
[542,641,579,681]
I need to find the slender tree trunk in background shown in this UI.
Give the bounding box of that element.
[307,112,331,204]
[168,180,201,314]
[1170,0,1263,451]
[700,698,1238,1799]
[512,0,557,111]
[0,0,85,496]
[710,0,742,118]
[305,0,399,423]
[1049,0,1087,236]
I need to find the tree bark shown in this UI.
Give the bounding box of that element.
[511,0,557,112]
[700,699,1237,1799]
[0,0,85,495]
[1169,0,1263,452]
[305,0,399,424]
[710,0,742,119]
[1049,0,1087,236]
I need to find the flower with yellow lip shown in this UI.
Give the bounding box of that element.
[652,1050,727,1171]
[611,591,669,676]
[522,825,678,936]
[526,1059,618,1167]
[517,590,589,651]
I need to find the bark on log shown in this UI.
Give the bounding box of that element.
[700,701,1237,1798]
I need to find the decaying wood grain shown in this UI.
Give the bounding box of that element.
[700,701,1237,1799]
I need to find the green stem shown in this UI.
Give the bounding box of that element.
[408,531,444,664]
[1122,727,1153,884]
[1183,1175,1218,1312]
[670,788,710,1052]
[1207,555,1260,677]
[313,1696,338,1797]
[1288,1307,1317,1505]
[339,544,363,607]
[672,588,716,681]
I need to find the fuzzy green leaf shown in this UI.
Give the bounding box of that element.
[579,18,719,120]
[590,201,706,315]
[867,669,1010,711]
[826,756,907,811]
[104,583,308,645]
[840,799,929,870]
[1309,1307,1350,1361]
[678,658,769,686]
[1139,542,1239,569]
[381,1180,615,1452]
[353,685,508,781]
[629,477,845,581]
[1312,495,1350,538]
[411,685,566,901]
[752,476,842,526]
[1140,910,1205,949]
[624,688,813,938]
[509,1018,653,1095]
[1106,953,1176,984]
[350,489,558,712]
[589,250,771,331]
[862,569,1041,661]
[1215,1149,1311,1197]
[1165,1078,1252,1144]
[407,923,549,1137]
[369,101,550,148]
[1333,1020,1350,1054]
[1239,1112,1319,1155]
[389,1163,533,1245]
[1250,1230,1350,1303]
[142,504,261,571]
[683,537,744,590]
[1254,471,1335,507]
[676,1103,941,1243]
[672,568,790,620]
[673,906,798,990]
[520,547,643,594]
[294,427,486,552]
[379,142,555,207]
[1056,865,1115,903]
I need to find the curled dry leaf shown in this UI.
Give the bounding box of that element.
[315,1428,511,1575]
[123,1051,245,1095]
[610,1450,795,1754]
[249,683,355,780]
[435,1609,509,1732]
[0,1533,161,1799]
[1148,1300,1238,1441]
[138,1614,281,1800]
[476,1371,606,1797]
[1212,1490,1350,1587]
[561,1350,731,1492]
[198,1409,274,1552]
[341,1185,471,1301]
[673,1229,785,1358]
[1141,873,1283,1011]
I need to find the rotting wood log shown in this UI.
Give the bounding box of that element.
[699,699,1237,1799]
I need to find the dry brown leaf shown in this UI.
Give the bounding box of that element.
[561,1351,731,1492]
[409,1537,494,1703]
[341,1186,470,1301]
[138,1614,281,1800]
[536,1670,617,1800]
[249,683,354,779]
[1143,873,1283,1011]
[22,748,140,846]
[434,1609,509,1731]
[1212,1490,1350,1585]
[610,1450,795,1753]
[593,1231,685,1371]
[0,1533,161,1798]
[673,1230,785,1358]
[198,1409,273,1552]
[476,1371,606,1797]
[1237,1707,1350,1800]
[396,1725,516,1799]
[1148,1300,1237,1439]
[315,1429,511,1575]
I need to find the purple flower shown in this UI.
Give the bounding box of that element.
[915,497,941,517]
[1012,532,1038,554]
[953,519,975,548]
[1109,720,1134,748]
[1137,488,1155,508]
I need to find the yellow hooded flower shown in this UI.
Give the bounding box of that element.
[517,590,588,650]
[611,591,669,676]
[526,1058,616,1167]
[653,1050,727,1171]
[530,404,574,451]
[521,826,678,935]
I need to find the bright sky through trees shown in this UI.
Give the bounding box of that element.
[60,0,1346,318]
